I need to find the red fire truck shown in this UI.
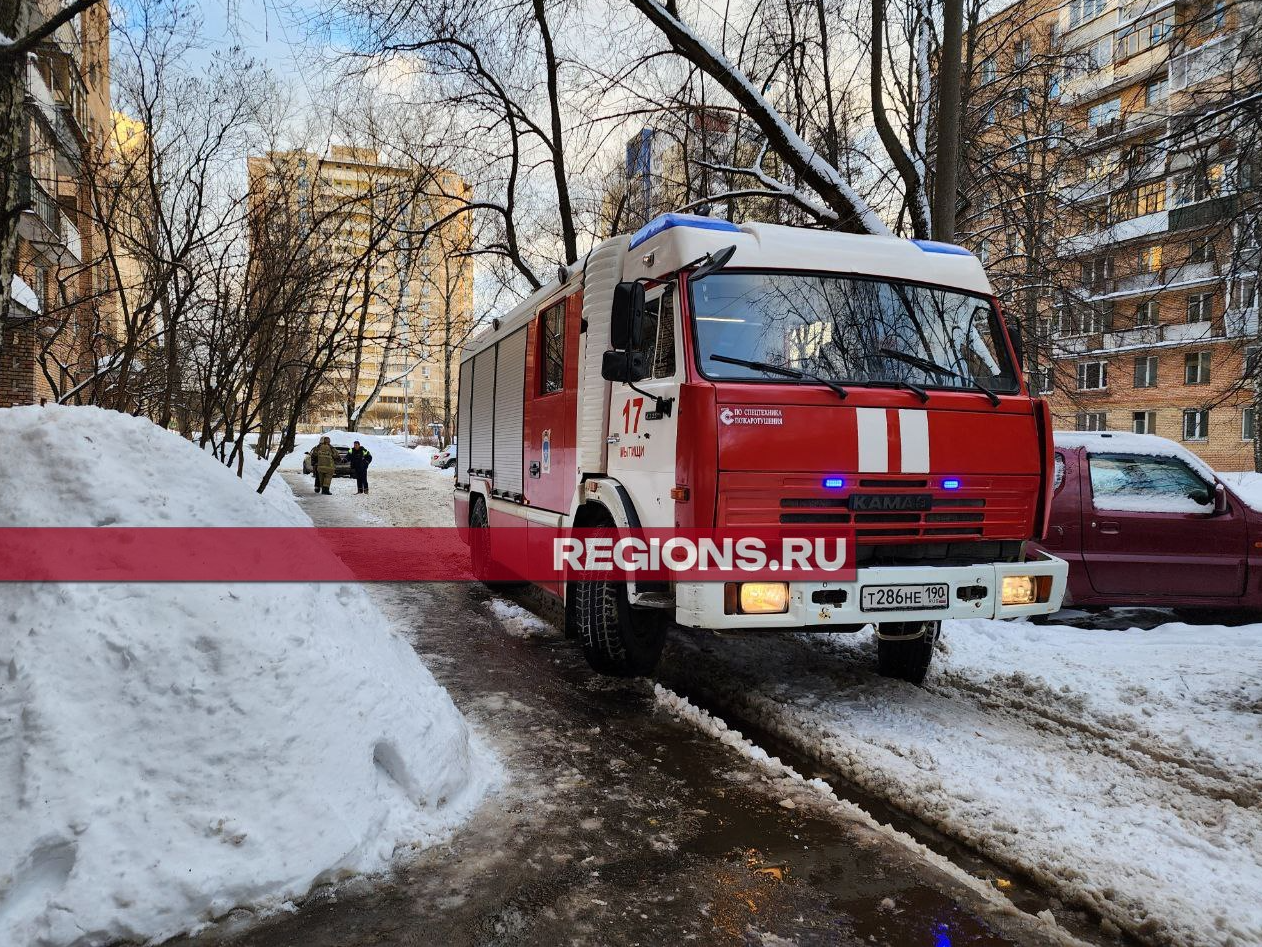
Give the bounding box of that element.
[454,213,1067,683]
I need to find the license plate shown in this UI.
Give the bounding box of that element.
[860,583,949,612]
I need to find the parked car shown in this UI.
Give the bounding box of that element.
[1035,431,1260,617]
[432,440,457,470]
[301,444,353,477]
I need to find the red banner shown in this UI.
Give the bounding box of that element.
[0,527,855,583]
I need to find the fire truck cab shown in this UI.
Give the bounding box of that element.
[454,213,1067,683]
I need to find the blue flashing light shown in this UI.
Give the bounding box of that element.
[628,213,742,250]
[912,238,974,257]
[942,478,961,490]
[823,477,846,489]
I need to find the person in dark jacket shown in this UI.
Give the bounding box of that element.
[349,441,373,494]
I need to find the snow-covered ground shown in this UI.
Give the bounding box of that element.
[0,405,496,947]
[665,619,1262,947]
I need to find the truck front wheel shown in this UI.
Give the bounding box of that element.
[573,578,666,678]
[876,621,940,685]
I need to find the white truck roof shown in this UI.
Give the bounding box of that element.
[462,214,994,363]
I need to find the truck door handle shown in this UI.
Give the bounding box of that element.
[529,461,541,478]
[1097,521,1119,534]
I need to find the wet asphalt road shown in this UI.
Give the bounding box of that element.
[168,473,1088,947]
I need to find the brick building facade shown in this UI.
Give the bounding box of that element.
[962,0,1259,470]
[2,0,112,408]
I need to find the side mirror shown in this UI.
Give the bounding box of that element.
[601,349,649,383]
[610,281,646,350]
[691,244,737,282]
[1213,481,1228,515]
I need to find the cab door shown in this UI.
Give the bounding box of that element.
[607,286,681,527]
[1082,451,1246,598]
[523,293,580,514]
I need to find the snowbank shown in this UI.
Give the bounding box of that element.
[277,431,438,471]
[0,405,496,946]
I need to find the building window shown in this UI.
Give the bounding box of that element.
[1081,256,1113,290]
[1087,98,1121,128]
[1183,408,1210,441]
[1069,0,1106,27]
[1135,181,1166,216]
[539,300,566,394]
[1187,236,1215,265]
[1134,355,1158,388]
[1246,346,1261,378]
[1076,411,1108,431]
[1150,16,1173,45]
[1144,75,1168,106]
[1013,39,1031,68]
[1184,351,1211,385]
[1013,87,1031,115]
[1084,302,1113,334]
[1030,368,1053,393]
[980,57,997,84]
[1136,245,1162,272]
[1132,410,1156,434]
[1234,280,1258,312]
[1134,300,1159,326]
[1077,360,1108,390]
[1174,165,1224,206]
[1187,293,1214,323]
[1244,407,1255,441]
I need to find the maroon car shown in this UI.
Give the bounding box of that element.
[1036,431,1261,617]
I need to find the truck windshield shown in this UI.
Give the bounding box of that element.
[689,271,1019,394]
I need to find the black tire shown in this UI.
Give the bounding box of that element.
[469,496,495,583]
[573,577,666,678]
[876,621,940,685]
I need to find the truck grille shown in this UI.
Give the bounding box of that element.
[718,472,1036,543]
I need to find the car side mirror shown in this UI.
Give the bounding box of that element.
[1213,481,1228,515]
[601,349,649,383]
[610,281,646,350]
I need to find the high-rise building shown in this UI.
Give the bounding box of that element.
[247,146,475,436]
[962,0,1259,469]
[2,0,112,407]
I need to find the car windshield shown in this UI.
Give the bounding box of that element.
[689,271,1019,392]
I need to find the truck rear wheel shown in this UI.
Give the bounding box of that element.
[573,578,666,678]
[876,621,940,685]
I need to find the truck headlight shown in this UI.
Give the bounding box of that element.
[725,582,790,615]
[1001,575,1050,605]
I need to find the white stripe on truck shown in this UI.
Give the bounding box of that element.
[898,409,930,473]
[856,408,889,472]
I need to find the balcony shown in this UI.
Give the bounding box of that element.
[1170,34,1237,91]
[1054,320,1232,356]
[18,175,58,236]
[1062,210,1169,255]
[1225,308,1259,338]
[61,214,81,263]
[1170,196,1237,232]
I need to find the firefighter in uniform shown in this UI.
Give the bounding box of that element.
[311,437,337,495]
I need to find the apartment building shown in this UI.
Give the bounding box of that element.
[2,0,112,407]
[247,146,475,435]
[963,0,1259,469]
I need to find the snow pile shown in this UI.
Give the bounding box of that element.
[0,405,496,946]
[488,599,561,640]
[665,618,1262,947]
[278,431,437,471]
[1220,471,1262,512]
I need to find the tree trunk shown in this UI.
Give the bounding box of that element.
[933,0,964,242]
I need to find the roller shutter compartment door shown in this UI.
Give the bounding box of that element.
[492,328,527,496]
[469,346,497,475]
[455,358,473,484]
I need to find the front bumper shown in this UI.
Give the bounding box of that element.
[673,550,1068,629]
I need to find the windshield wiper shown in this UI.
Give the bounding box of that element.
[710,354,848,400]
[878,346,1001,407]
